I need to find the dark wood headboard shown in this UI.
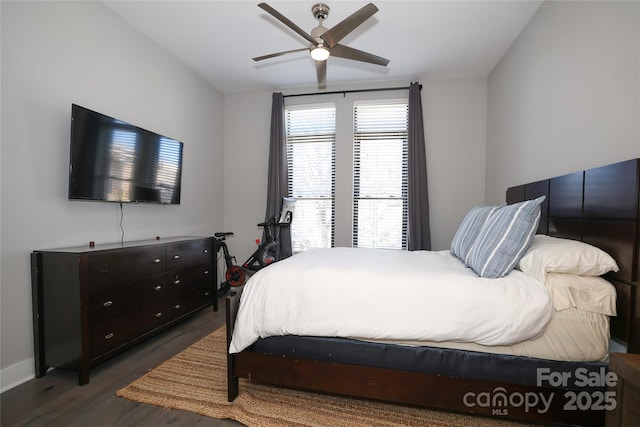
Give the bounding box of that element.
[506,158,640,353]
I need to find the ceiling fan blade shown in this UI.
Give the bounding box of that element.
[330,44,389,66]
[321,3,378,48]
[315,60,327,89]
[258,3,318,46]
[253,48,309,62]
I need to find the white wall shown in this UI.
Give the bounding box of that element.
[486,0,640,204]
[0,1,224,391]
[421,78,487,250]
[223,78,487,257]
[222,91,273,260]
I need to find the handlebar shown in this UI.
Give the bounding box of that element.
[257,216,277,227]
[257,216,290,227]
[214,232,234,239]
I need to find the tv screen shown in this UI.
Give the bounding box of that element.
[68,104,183,204]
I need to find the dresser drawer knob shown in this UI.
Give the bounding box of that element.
[174,279,181,285]
[203,249,209,253]
[173,255,180,260]
[204,292,210,297]
[101,268,109,274]
[103,301,113,307]
[153,258,161,264]
[204,270,210,275]
[174,304,181,310]
[154,285,162,291]
[105,333,114,340]
[155,312,163,318]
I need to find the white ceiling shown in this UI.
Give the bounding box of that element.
[102,0,543,94]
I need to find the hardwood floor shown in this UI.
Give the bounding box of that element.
[1,298,242,427]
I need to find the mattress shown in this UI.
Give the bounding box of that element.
[363,306,611,362]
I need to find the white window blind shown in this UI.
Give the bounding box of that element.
[286,104,336,251]
[353,101,408,249]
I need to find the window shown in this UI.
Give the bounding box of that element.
[285,96,409,252]
[353,101,409,249]
[286,104,336,251]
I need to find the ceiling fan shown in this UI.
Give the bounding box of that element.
[253,2,390,89]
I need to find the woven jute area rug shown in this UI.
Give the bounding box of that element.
[117,327,528,426]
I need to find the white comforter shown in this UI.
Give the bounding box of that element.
[229,247,553,353]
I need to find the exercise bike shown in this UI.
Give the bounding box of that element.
[214,217,282,296]
[213,232,245,297]
[241,216,282,271]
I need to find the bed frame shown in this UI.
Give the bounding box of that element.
[226,158,640,426]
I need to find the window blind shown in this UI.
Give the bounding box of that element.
[286,104,336,251]
[353,101,408,249]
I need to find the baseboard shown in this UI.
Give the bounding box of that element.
[1,357,35,393]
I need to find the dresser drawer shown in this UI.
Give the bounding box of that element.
[621,382,640,426]
[167,287,212,321]
[91,301,167,357]
[166,239,213,271]
[607,353,640,427]
[166,264,213,296]
[88,247,166,286]
[90,274,168,322]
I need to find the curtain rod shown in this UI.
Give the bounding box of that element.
[283,84,421,98]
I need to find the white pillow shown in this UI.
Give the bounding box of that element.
[545,273,617,316]
[518,235,619,283]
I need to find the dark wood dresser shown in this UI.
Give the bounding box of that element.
[606,353,640,426]
[31,236,216,385]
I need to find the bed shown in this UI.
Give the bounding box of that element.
[225,158,640,426]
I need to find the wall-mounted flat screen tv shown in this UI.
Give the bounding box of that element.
[68,104,183,204]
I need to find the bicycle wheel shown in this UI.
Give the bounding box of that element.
[226,265,246,287]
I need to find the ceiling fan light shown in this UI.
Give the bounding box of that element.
[310,45,330,61]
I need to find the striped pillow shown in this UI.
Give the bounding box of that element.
[466,196,545,278]
[450,205,502,263]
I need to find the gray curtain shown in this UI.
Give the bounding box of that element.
[407,82,431,251]
[264,92,292,259]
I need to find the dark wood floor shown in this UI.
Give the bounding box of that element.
[1,298,243,427]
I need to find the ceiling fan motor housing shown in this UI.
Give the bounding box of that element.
[312,3,330,21]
